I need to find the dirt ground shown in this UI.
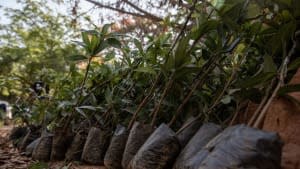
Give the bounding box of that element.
[0,125,106,169]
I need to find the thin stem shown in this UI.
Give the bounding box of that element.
[85,0,163,21]
[253,35,297,128]
[151,74,175,127]
[127,0,198,129]
[127,74,160,129]
[247,79,275,126]
[63,56,93,131]
[168,55,220,127]
[122,0,163,21]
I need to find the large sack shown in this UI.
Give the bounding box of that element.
[104,124,128,169]
[196,125,283,169]
[81,127,111,165]
[176,117,202,148]
[128,123,180,169]
[32,133,53,161]
[65,131,87,161]
[50,128,73,161]
[18,126,40,151]
[173,123,222,169]
[25,138,41,156]
[122,122,153,169]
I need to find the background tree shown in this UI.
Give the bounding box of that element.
[0,0,81,101]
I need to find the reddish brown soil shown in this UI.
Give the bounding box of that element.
[262,68,300,169]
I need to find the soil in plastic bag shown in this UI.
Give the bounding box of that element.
[81,127,111,165]
[9,126,28,140]
[104,124,128,169]
[50,128,74,161]
[25,138,41,156]
[122,122,153,169]
[176,117,202,148]
[173,123,222,169]
[18,126,41,151]
[32,133,53,162]
[128,123,181,169]
[9,126,28,147]
[195,125,282,169]
[65,131,87,161]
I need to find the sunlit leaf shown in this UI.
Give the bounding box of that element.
[81,31,90,46]
[101,23,112,36]
[134,38,144,55]
[90,34,101,54]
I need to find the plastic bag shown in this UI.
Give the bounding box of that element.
[25,138,41,156]
[18,126,40,151]
[197,125,283,169]
[104,124,128,169]
[32,133,53,161]
[176,117,201,147]
[65,131,87,161]
[128,123,180,169]
[9,126,28,140]
[173,123,222,169]
[81,127,111,164]
[122,122,153,168]
[50,128,73,161]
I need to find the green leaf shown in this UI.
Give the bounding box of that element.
[58,101,76,109]
[134,38,144,55]
[94,41,109,54]
[293,0,300,18]
[273,0,292,9]
[277,84,300,96]
[282,94,300,110]
[246,2,261,19]
[104,51,115,61]
[101,23,112,36]
[288,58,300,71]
[67,55,87,61]
[72,40,86,48]
[77,105,98,111]
[235,88,262,103]
[90,34,101,55]
[28,162,48,169]
[174,64,200,79]
[75,107,89,119]
[191,20,219,40]
[134,67,156,75]
[221,95,232,104]
[173,36,190,68]
[237,72,276,88]
[107,38,122,48]
[263,55,277,73]
[81,31,90,46]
